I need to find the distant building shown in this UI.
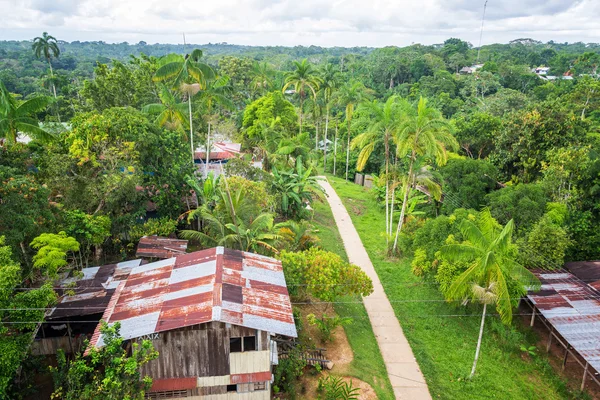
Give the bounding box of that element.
[317,138,333,151]
[459,64,485,74]
[195,142,242,177]
[534,66,551,76]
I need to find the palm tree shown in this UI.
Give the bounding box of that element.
[142,86,188,131]
[196,76,234,177]
[153,49,215,164]
[352,96,405,243]
[282,59,321,135]
[180,185,283,255]
[32,32,60,100]
[276,220,319,251]
[391,97,458,253]
[336,81,371,181]
[440,210,539,378]
[250,61,274,96]
[320,64,341,170]
[0,80,53,144]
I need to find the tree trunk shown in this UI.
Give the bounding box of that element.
[188,96,195,167]
[333,122,338,176]
[471,303,487,378]
[346,118,351,181]
[324,104,329,171]
[581,89,594,121]
[392,153,415,253]
[384,133,390,247]
[315,119,319,153]
[20,242,30,269]
[48,58,57,100]
[205,121,211,177]
[389,186,395,237]
[48,58,61,123]
[299,95,304,135]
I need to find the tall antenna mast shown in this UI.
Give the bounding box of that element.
[183,32,187,55]
[476,0,488,63]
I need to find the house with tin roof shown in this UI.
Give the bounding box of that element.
[34,247,297,399]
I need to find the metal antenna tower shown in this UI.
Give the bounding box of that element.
[476,0,488,63]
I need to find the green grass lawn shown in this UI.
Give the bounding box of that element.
[324,174,587,400]
[310,195,395,400]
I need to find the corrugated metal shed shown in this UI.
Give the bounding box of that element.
[135,236,188,259]
[90,247,296,348]
[48,259,142,319]
[565,260,600,291]
[527,270,600,375]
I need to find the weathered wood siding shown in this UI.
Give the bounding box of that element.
[229,351,270,375]
[31,336,87,355]
[138,322,269,380]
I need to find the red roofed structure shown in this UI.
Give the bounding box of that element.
[86,247,296,398]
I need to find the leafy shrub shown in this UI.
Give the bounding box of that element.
[128,217,178,243]
[273,347,306,399]
[280,248,373,302]
[485,183,548,233]
[30,232,80,279]
[223,157,273,184]
[317,376,359,400]
[520,217,570,270]
[218,175,275,215]
[307,314,353,342]
[410,248,429,277]
[440,158,499,214]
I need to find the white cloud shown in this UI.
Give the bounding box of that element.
[0,0,598,46]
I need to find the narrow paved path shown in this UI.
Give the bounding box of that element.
[320,178,432,400]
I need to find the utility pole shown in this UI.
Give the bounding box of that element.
[476,1,488,64]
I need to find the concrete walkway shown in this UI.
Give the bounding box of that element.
[320,178,432,400]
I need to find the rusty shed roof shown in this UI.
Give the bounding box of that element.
[527,270,600,374]
[135,236,188,259]
[90,247,296,348]
[565,260,600,291]
[48,259,142,319]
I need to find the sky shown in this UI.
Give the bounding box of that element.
[1,0,599,48]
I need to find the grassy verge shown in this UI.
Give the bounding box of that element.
[325,174,586,400]
[311,195,395,400]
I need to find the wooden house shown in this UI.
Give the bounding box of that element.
[87,247,297,399]
[32,259,143,356]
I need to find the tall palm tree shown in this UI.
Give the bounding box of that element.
[352,96,405,243]
[0,80,53,144]
[282,59,321,135]
[142,86,188,131]
[440,210,538,378]
[336,81,371,180]
[320,64,341,170]
[391,97,458,253]
[32,32,60,100]
[196,76,234,176]
[153,49,215,164]
[250,61,274,96]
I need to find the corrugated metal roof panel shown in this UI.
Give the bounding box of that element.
[48,260,142,319]
[90,247,297,348]
[135,236,188,259]
[528,269,600,375]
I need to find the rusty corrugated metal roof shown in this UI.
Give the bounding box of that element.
[528,270,600,374]
[49,259,142,319]
[195,142,241,161]
[135,236,188,259]
[565,260,600,291]
[90,247,296,348]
